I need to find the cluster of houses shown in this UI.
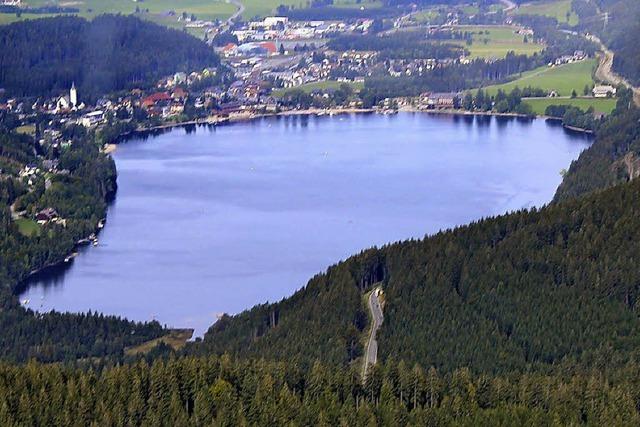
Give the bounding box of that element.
[551,50,588,66]
[228,16,374,44]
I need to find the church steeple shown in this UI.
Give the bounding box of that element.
[70,82,77,108]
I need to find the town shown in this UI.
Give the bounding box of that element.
[0,1,621,168]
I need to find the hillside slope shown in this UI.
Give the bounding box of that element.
[190,152,640,375]
[0,15,219,101]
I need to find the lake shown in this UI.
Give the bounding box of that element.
[19,113,592,335]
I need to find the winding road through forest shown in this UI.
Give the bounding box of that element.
[362,288,384,380]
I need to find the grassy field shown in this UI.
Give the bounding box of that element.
[124,329,193,355]
[273,80,364,97]
[413,8,440,23]
[514,0,578,26]
[454,25,544,59]
[523,97,617,115]
[333,0,383,9]
[15,218,40,237]
[481,59,597,97]
[15,124,36,136]
[2,0,237,29]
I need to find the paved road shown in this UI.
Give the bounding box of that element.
[362,289,383,379]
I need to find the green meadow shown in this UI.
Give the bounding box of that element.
[481,59,598,97]
[514,0,579,26]
[455,25,544,59]
[15,218,40,237]
[523,97,617,115]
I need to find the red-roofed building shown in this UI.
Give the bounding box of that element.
[221,43,238,57]
[259,42,277,55]
[142,92,171,109]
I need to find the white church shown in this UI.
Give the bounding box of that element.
[56,82,83,112]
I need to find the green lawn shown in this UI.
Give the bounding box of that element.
[273,80,364,97]
[481,59,598,97]
[15,218,40,237]
[514,0,578,26]
[523,97,617,115]
[454,25,544,59]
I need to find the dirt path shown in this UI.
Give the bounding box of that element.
[226,0,244,25]
[500,0,517,13]
[588,34,640,106]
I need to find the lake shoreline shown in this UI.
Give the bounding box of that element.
[106,107,593,152]
[18,109,596,327]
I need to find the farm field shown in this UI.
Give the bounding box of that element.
[273,80,364,97]
[523,97,617,115]
[481,59,597,96]
[454,25,543,59]
[514,0,578,25]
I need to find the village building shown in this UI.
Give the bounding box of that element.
[36,208,59,223]
[592,85,617,98]
[79,110,105,128]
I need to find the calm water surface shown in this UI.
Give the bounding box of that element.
[19,113,592,335]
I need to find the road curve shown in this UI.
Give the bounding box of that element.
[500,0,517,13]
[362,288,383,380]
[226,0,245,25]
[588,34,640,106]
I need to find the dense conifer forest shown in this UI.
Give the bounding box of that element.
[2,1,640,424]
[191,151,640,375]
[3,354,640,426]
[0,15,219,101]
[554,89,640,202]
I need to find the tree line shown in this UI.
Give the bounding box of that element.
[0,15,220,102]
[1,354,639,425]
[0,128,166,363]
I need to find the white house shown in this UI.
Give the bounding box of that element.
[592,85,616,98]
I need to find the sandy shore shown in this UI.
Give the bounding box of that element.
[103,144,117,154]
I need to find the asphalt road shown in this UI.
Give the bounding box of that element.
[362,289,384,379]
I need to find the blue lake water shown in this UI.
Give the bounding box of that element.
[19,113,592,335]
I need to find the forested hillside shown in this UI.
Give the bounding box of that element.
[2,355,640,425]
[191,129,640,376]
[0,15,219,101]
[554,88,639,201]
[0,129,165,362]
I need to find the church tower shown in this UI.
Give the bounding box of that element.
[70,82,77,108]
